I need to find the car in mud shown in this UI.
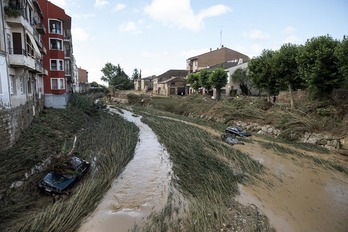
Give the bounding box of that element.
[38,156,90,195]
[225,126,252,137]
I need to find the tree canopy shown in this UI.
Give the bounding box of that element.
[231,68,252,95]
[187,73,201,91]
[100,63,133,90]
[248,49,278,99]
[297,35,342,99]
[209,68,227,100]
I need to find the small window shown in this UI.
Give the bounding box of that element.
[49,38,63,50]
[27,79,32,94]
[49,19,62,34]
[20,77,25,94]
[10,75,16,95]
[50,59,64,71]
[51,78,65,90]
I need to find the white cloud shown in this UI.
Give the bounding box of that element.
[283,26,296,34]
[144,0,231,31]
[119,22,136,32]
[95,0,108,7]
[243,30,270,41]
[72,27,90,41]
[114,3,126,12]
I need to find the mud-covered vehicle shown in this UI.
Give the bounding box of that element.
[38,156,90,195]
[225,126,252,137]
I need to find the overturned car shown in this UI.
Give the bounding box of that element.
[225,126,252,137]
[38,156,90,195]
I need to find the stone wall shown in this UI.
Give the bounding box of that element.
[0,97,44,151]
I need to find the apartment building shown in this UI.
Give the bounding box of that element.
[38,0,75,108]
[76,67,88,93]
[186,46,250,74]
[0,0,47,150]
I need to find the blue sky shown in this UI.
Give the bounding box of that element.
[49,0,348,84]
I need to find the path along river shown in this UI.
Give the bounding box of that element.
[78,108,175,232]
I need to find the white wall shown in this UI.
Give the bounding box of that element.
[0,55,10,108]
[45,94,68,109]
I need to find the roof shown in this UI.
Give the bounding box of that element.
[186,46,249,61]
[157,69,188,81]
[158,76,185,84]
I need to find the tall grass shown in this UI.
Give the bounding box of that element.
[135,112,268,231]
[17,111,139,232]
[0,95,139,231]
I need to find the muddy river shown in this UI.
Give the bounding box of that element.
[78,108,173,232]
[235,139,348,232]
[79,110,348,232]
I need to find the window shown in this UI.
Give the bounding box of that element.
[27,79,32,94]
[20,77,25,94]
[49,19,62,34]
[7,33,11,54]
[10,75,16,95]
[50,59,64,71]
[51,78,65,90]
[49,38,63,50]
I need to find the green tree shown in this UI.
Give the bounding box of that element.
[231,68,253,95]
[248,49,278,100]
[187,73,201,91]
[335,36,348,88]
[90,81,99,87]
[297,35,342,99]
[132,68,141,80]
[199,69,212,94]
[273,43,305,108]
[209,68,227,100]
[100,63,132,90]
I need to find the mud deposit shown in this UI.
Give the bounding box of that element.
[79,108,173,232]
[236,140,348,232]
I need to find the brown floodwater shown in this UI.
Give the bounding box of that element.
[79,112,348,232]
[236,140,348,232]
[78,108,174,232]
[159,117,348,232]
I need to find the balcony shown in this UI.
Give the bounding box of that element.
[35,21,46,34]
[8,48,45,74]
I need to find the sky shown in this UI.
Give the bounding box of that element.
[48,0,348,85]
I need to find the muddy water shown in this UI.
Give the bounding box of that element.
[236,140,348,232]
[78,108,173,232]
[159,116,348,232]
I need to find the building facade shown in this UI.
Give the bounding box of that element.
[186,46,250,74]
[1,0,47,150]
[153,70,187,96]
[76,67,88,93]
[38,0,75,108]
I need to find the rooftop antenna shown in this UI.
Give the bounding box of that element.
[219,25,222,47]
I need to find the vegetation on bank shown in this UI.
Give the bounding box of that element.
[127,92,347,141]
[131,110,273,231]
[0,94,139,231]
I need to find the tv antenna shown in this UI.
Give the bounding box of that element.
[219,25,223,47]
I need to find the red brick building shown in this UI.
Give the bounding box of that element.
[38,0,74,108]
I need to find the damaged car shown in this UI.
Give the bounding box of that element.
[225,126,252,137]
[38,156,90,195]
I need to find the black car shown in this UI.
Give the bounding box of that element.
[225,126,252,137]
[38,156,90,194]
